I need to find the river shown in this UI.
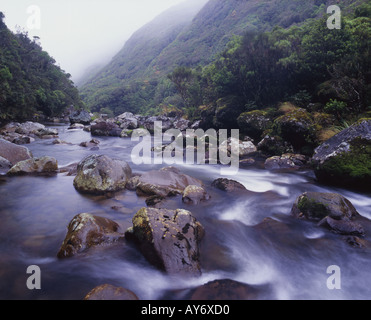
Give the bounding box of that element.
[0,124,370,300]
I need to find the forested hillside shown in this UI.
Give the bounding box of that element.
[0,12,84,123]
[79,0,369,118]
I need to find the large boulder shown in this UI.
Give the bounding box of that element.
[125,207,204,276]
[211,178,247,193]
[7,156,58,175]
[69,110,92,125]
[273,108,317,155]
[135,167,204,198]
[73,154,132,194]
[15,121,45,135]
[57,213,125,258]
[84,284,139,300]
[91,121,122,137]
[264,153,308,170]
[0,156,12,174]
[312,119,371,190]
[257,135,294,157]
[182,185,210,205]
[237,110,272,141]
[0,138,33,165]
[291,192,365,236]
[219,137,257,157]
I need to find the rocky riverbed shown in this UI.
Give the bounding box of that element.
[0,117,370,300]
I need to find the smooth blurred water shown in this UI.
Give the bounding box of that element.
[0,124,370,300]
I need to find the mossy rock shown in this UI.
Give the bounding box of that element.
[312,119,371,190]
[315,138,371,189]
[237,110,273,141]
[272,108,318,155]
[291,192,360,221]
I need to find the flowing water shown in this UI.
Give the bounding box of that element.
[0,124,370,300]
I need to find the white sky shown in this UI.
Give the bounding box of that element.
[1,0,186,83]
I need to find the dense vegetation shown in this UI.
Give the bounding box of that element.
[0,12,84,122]
[174,2,371,124]
[81,0,360,116]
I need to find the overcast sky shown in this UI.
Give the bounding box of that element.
[1,0,187,83]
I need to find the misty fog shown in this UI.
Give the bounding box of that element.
[1,0,190,83]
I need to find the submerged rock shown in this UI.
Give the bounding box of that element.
[84,284,139,300]
[211,178,247,193]
[126,207,204,276]
[73,154,132,194]
[135,167,203,198]
[188,279,265,300]
[7,156,58,175]
[312,119,371,190]
[265,153,308,170]
[57,213,125,258]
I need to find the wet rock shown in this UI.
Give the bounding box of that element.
[189,279,264,300]
[145,195,166,208]
[36,128,58,137]
[68,123,85,130]
[318,216,365,236]
[257,135,294,157]
[52,139,70,145]
[58,162,79,176]
[73,154,132,194]
[125,207,204,276]
[91,121,121,137]
[119,117,138,130]
[173,118,190,131]
[291,192,360,222]
[12,136,33,145]
[345,236,371,248]
[84,284,139,300]
[0,156,12,174]
[125,175,141,191]
[291,192,366,236]
[135,167,203,198]
[182,185,210,205]
[312,119,371,190]
[7,156,58,175]
[265,153,308,170]
[69,110,92,125]
[273,108,317,155]
[120,129,133,138]
[211,178,247,193]
[79,139,100,148]
[15,121,45,135]
[0,138,33,165]
[219,137,257,157]
[237,110,272,141]
[57,213,125,258]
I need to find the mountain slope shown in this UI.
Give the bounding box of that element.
[80,0,367,116]
[0,12,84,122]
